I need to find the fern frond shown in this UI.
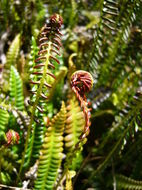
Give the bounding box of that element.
[6,34,21,68]
[89,0,140,86]
[69,0,77,29]
[0,147,18,173]
[0,147,18,183]
[0,172,11,185]
[98,1,140,86]
[18,14,63,174]
[2,34,21,92]
[0,103,29,131]
[10,66,24,111]
[0,108,9,141]
[89,0,119,79]
[84,93,142,187]
[65,92,84,170]
[116,174,142,190]
[34,101,66,190]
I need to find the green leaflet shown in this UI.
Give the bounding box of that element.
[34,101,66,190]
[116,174,142,190]
[10,66,24,111]
[65,92,84,170]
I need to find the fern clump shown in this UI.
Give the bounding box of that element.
[0,1,141,189]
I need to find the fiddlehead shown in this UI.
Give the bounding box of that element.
[70,70,93,142]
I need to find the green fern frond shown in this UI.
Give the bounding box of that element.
[19,15,63,175]
[89,0,119,78]
[98,1,140,86]
[29,121,46,165]
[0,147,18,173]
[5,34,20,69]
[0,172,11,185]
[69,0,77,29]
[0,108,9,141]
[10,66,24,111]
[34,101,66,190]
[85,93,142,185]
[89,0,140,86]
[116,174,142,190]
[0,147,18,183]
[6,34,20,68]
[2,34,21,92]
[65,92,84,170]
[0,103,29,130]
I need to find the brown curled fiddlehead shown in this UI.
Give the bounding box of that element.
[70,70,93,142]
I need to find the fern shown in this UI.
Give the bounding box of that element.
[0,103,29,131]
[69,0,77,29]
[0,147,18,184]
[18,14,63,175]
[65,92,84,170]
[10,66,24,111]
[34,101,66,190]
[89,0,140,87]
[6,34,20,67]
[98,1,140,87]
[0,108,9,142]
[82,93,142,188]
[2,34,21,92]
[89,0,119,80]
[116,174,142,190]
